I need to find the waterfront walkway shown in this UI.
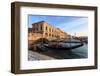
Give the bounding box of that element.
[28,50,55,60]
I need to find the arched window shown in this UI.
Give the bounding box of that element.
[46,26,47,31]
[40,25,42,31]
[52,34,53,37]
[49,33,51,36]
[45,33,48,36]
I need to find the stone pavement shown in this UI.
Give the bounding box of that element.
[28,50,55,61]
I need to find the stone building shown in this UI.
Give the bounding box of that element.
[28,21,68,41]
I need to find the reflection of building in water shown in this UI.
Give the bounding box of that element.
[28,21,68,41]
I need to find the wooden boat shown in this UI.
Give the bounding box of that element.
[44,42,84,50]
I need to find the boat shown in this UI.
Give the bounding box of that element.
[44,42,84,50]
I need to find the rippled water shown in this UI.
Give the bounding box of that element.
[68,43,88,59]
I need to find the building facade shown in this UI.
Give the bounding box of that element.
[28,21,68,41]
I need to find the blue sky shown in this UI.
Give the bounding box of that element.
[28,15,88,36]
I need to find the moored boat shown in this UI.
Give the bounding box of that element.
[44,42,84,50]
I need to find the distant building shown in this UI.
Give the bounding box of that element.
[28,21,68,41]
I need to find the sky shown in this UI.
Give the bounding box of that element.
[28,15,88,36]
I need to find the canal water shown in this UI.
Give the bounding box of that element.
[67,43,88,59]
[33,43,88,59]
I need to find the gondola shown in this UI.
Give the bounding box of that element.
[44,42,84,50]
